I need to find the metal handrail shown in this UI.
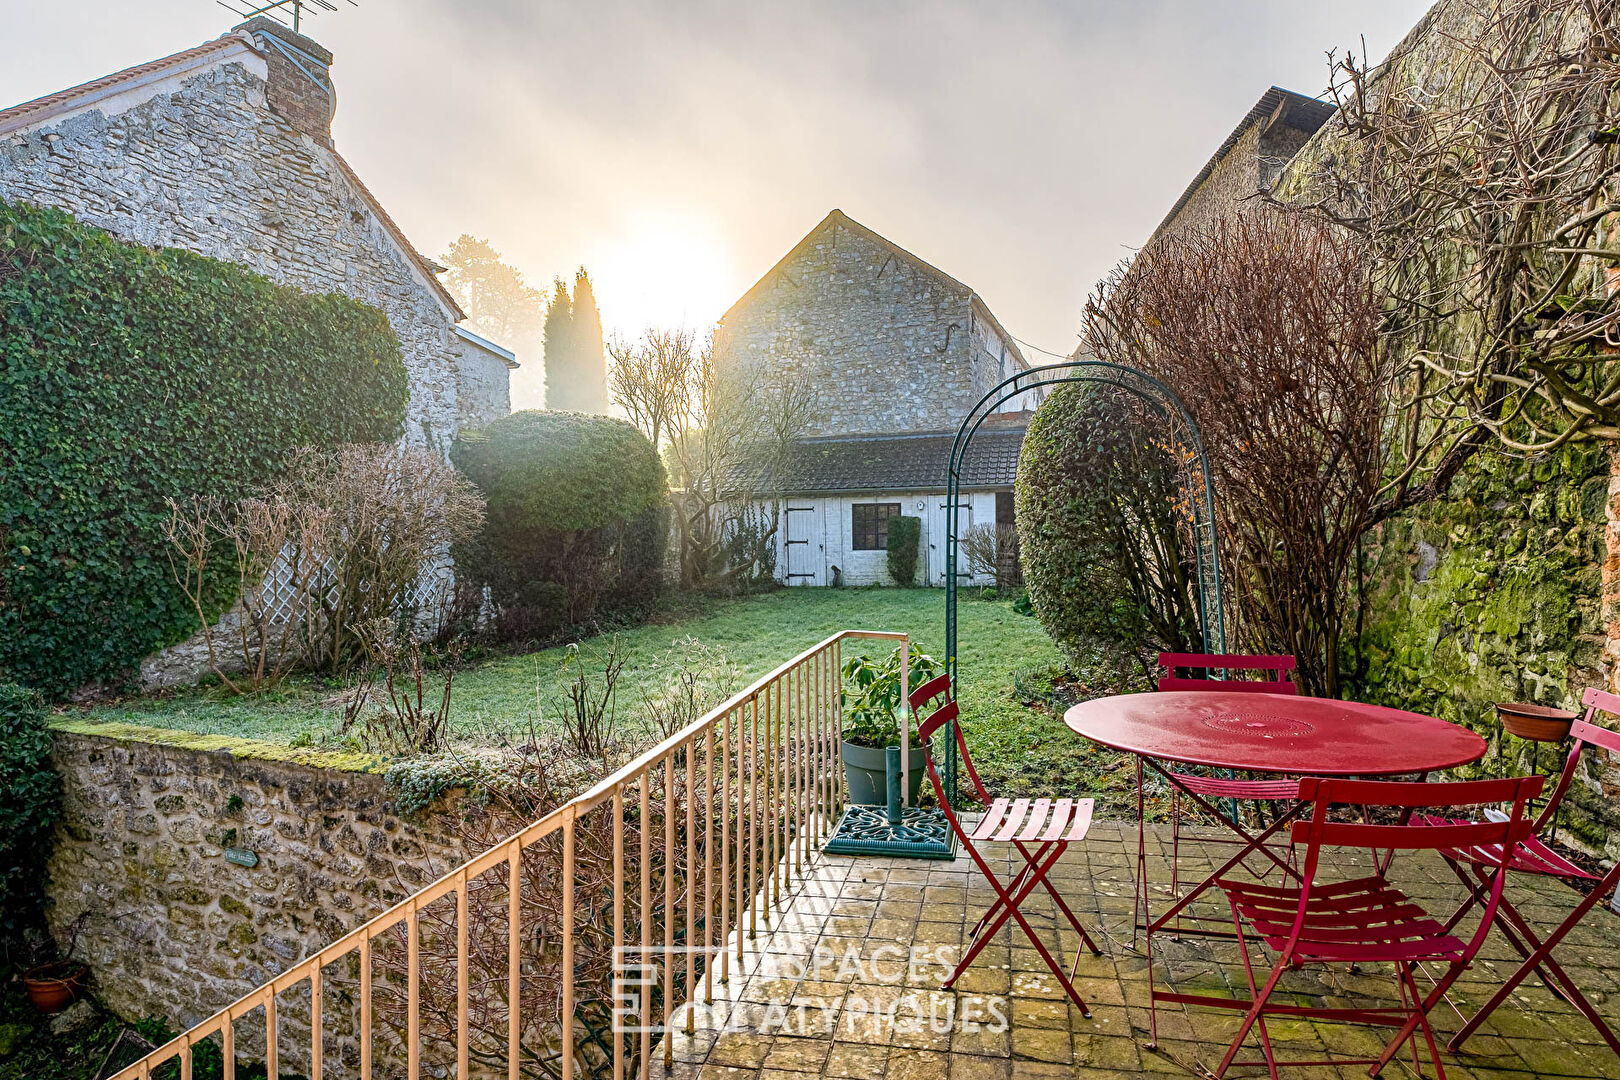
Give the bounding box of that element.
[111,629,906,1080]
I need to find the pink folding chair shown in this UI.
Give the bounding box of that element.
[1189,775,1543,1080]
[908,674,1104,1016]
[1159,653,1304,925]
[1423,685,1620,1057]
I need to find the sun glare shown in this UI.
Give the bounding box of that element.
[591,213,739,342]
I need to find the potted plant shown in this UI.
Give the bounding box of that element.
[841,644,943,805]
[23,915,89,1015]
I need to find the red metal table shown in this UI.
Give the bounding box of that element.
[1063,691,1488,941]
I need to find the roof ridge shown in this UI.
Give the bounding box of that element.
[0,32,254,133]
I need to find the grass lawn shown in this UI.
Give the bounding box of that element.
[70,588,1145,813]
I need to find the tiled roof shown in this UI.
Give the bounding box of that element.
[0,34,250,133]
[744,428,1026,495]
[1148,86,1337,243]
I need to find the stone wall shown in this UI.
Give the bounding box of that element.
[1348,444,1620,856]
[0,33,489,451]
[46,722,469,1066]
[714,212,1011,437]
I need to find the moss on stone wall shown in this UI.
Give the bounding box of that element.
[1348,441,1620,853]
[46,717,385,773]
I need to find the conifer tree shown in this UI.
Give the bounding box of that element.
[542,277,572,411]
[567,267,607,413]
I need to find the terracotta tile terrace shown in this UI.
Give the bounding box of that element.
[652,821,1620,1080]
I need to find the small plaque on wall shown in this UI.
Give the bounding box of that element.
[224,847,258,868]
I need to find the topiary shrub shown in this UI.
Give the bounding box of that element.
[0,683,59,933]
[451,411,667,641]
[0,199,409,697]
[886,515,921,587]
[1015,383,1201,677]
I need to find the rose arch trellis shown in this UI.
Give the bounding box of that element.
[826,359,1228,858]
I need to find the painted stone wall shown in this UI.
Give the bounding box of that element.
[714,215,1009,437]
[1347,443,1620,855]
[45,722,469,1068]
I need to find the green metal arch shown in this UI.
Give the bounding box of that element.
[938,360,1228,805]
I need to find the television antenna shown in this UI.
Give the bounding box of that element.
[217,0,357,34]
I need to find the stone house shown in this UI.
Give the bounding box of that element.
[0,17,517,445]
[0,18,517,685]
[713,210,1037,586]
[1146,85,1334,248]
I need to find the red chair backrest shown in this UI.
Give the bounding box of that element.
[1157,652,1298,695]
[1535,686,1620,832]
[1291,776,1543,855]
[907,673,993,807]
[1279,774,1543,960]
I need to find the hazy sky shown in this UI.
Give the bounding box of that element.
[3,1,1433,403]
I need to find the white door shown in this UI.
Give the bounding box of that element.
[928,497,973,585]
[783,504,824,586]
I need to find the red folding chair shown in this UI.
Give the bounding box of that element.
[1187,775,1543,1080]
[1159,653,1303,930]
[1425,685,1620,1057]
[908,674,1104,1016]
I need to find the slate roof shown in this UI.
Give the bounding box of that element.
[744,428,1026,495]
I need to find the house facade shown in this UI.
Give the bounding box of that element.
[714,210,1036,587]
[0,17,516,448]
[0,18,517,685]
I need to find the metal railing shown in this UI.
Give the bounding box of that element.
[112,630,907,1080]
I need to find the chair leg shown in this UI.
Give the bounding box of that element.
[1230,906,1280,1080]
[1170,790,1183,940]
[1212,937,1287,1080]
[1449,864,1620,1057]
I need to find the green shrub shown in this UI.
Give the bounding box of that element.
[885,515,921,586]
[0,199,409,697]
[1015,383,1201,675]
[0,683,59,931]
[451,411,667,640]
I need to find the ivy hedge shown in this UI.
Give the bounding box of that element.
[0,683,57,933]
[0,199,410,697]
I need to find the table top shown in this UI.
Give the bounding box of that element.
[1063,691,1487,776]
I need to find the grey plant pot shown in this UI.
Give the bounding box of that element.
[841,740,928,806]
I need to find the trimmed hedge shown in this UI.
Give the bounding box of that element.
[451,411,667,640]
[886,515,921,586]
[1015,383,1201,673]
[0,683,57,932]
[0,199,409,696]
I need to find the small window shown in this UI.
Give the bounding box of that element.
[852,503,902,551]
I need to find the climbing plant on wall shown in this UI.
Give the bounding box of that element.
[0,199,410,697]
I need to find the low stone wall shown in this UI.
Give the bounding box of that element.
[45,721,469,1051]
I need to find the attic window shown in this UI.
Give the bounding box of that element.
[852,503,901,551]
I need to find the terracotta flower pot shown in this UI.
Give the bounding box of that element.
[1496,702,1578,743]
[24,961,86,1015]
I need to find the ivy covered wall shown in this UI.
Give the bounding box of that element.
[1348,442,1620,853]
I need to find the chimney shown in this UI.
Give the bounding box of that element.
[236,16,336,145]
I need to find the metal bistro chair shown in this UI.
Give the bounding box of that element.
[1198,775,1544,1080]
[1424,685,1620,1058]
[908,674,1104,1016]
[1160,653,1304,928]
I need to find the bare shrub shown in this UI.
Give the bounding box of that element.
[344,620,463,755]
[554,639,629,760]
[640,636,741,738]
[163,494,327,693]
[1087,209,1384,695]
[281,444,484,673]
[1293,0,1620,492]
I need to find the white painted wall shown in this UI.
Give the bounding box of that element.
[773,492,999,587]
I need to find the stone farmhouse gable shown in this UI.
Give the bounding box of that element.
[714,210,1037,588]
[0,17,517,446]
[714,209,1036,439]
